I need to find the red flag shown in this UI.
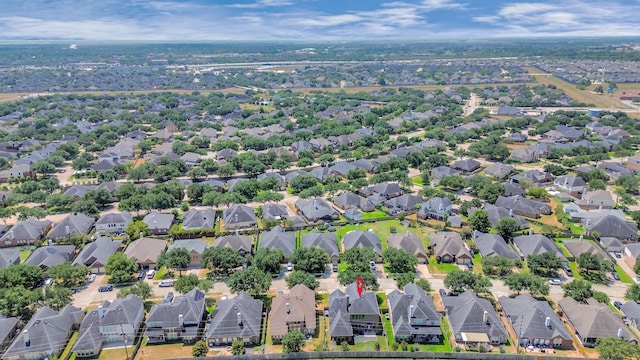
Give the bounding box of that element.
[356,277,364,297]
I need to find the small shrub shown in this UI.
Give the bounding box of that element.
[401,342,408,351]
[455,346,462,352]
[478,345,487,353]
[500,345,506,354]
[341,341,349,351]
[391,342,399,351]
[374,342,381,351]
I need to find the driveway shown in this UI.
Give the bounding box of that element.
[72,274,118,309]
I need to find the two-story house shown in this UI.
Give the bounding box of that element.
[145,288,206,343]
[329,283,382,344]
[206,292,263,346]
[387,283,442,344]
[95,212,133,235]
[270,284,316,343]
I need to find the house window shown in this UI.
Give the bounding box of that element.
[553,337,563,346]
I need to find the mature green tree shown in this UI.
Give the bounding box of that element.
[503,273,549,296]
[118,281,153,300]
[0,286,38,317]
[174,274,213,294]
[201,247,244,274]
[105,253,138,284]
[415,278,432,292]
[439,175,465,190]
[282,330,306,353]
[31,159,56,175]
[482,256,514,277]
[592,290,610,304]
[290,174,319,194]
[337,270,378,291]
[40,285,73,311]
[83,189,113,208]
[342,247,377,270]
[0,264,44,290]
[71,199,100,217]
[615,175,640,195]
[231,339,246,355]
[527,187,548,200]
[383,247,418,274]
[596,337,639,360]
[444,269,491,294]
[47,263,90,288]
[272,159,291,172]
[125,220,149,241]
[496,217,520,241]
[253,248,285,274]
[253,192,284,203]
[396,272,416,289]
[285,270,319,290]
[626,284,640,302]
[477,183,505,204]
[192,340,210,357]
[576,252,606,274]
[227,267,271,295]
[159,247,192,276]
[468,210,490,233]
[527,252,563,277]
[562,279,593,303]
[290,247,329,274]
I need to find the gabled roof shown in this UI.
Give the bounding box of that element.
[388,283,441,337]
[442,290,507,341]
[47,213,95,239]
[472,232,519,259]
[563,240,611,263]
[0,247,19,268]
[271,284,316,337]
[1,219,52,241]
[4,305,83,358]
[301,232,339,259]
[429,232,472,260]
[484,163,513,179]
[559,297,637,342]
[295,197,339,221]
[499,294,571,342]
[620,301,640,326]
[62,184,98,198]
[343,230,382,255]
[25,244,76,269]
[0,316,19,346]
[213,235,253,253]
[147,288,206,331]
[451,158,481,172]
[95,211,133,226]
[495,195,552,217]
[473,203,529,229]
[384,194,423,209]
[259,227,296,256]
[261,203,288,219]
[513,234,567,262]
[73,237,122,268]
[143,211,175,231]
[431,166,461,179]
[387,232,427,258]
[124,237,168,265]
[168,239,208,255]
[223,204,256,227]
[182,208,216,230]
[585,214,638,240]
[418,197,452,215]
[207,292,263,339]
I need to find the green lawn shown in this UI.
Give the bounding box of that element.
[19,249,32,262]
[427,258,458,274]
[59,332,78,360]
[410,176,424,186]
[568,223,584,235]
[568,262,583,280]
[362,209,389,220]
[473,254,483,273]
[615,265,635,284]
[415,320,452,352]
[338,219,431,251]
[382,315,394,346]
[350,336,388,351]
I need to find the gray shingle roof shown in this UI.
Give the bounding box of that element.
[343,230,382,256]
[146,288,206,330]
[25,244,76,269]
[301,232,339,259]
[124,237,168,265]
[168,239,208,255]
[223,204,256,229]
[295,197,339,222]
[472,232,519,259]
[73,237,122,268]
[388,283,441,338]
[259,227,296,257]
[182,208,216,230]
[559,297,637,342]
[513,234,567,262]
[1,219,52,242]
[213,235,253,254]
[206,292,263,340]
[143,211,175,231]
[442,291,507,342]
[499,294,571,342]
[47,213,95,240]
[387,232,427,259]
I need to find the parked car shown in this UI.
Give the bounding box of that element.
[439,288,447,297]
[612,272,620,280]
[614,251,622,258]
[43,277,54,287]
[159,279,174,287]
[332,260,338,272]
[564,265,573,277]
[369,261,376,271]
[147,269,156,279]
[137,270,146,279]
[286,262,293,271]
[549,279,562,285]
[166,292,174,302]
[87,274,96,283]
[614,301,623,310]
[98,284,113,292]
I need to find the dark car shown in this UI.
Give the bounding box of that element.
[439,288,447,297]
[98,284,113,292]
[614,251,622,258]
[614,301,623,310]
[332,260,338,272]
[612,272,620,281]
[564,265,573,277]
[137,270,146,280]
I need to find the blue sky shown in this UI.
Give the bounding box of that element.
[1,0,639,40]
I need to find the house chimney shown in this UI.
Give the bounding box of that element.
[529,228,533,235]
[579,235,583,241]
[346,295,350,311]
[618,327,624,338]
[24,330,30,347]
[409,305,414,318]
[313,199,318,210]
[48,239,53,247]
[139,232,144,239]
[237,312,243,327]
[483,311,489,324]
[473,230,478,239]
[545,317,551,328]
[65,225,70,235]
[286,302,290,314]
[235,228,239,236]
[98,305,104,319]
[179,314,184,328]
[509,209,514,217]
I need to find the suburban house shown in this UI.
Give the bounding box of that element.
[451,159,481,173]
[576,190,615,209]
[95,212,133,235]
[563,240,612,265]
[620,301,640,331]
[259,226,296,258]
[182,208,216,230]
[329,283,382,344]
[72,237,122,273]
[206,292,263,346]
[387,283,442,344]
[0,219,52,247]
[24,244,76,269]
[495,195,552,218]
[472,232,519,260]
[143,211,175,235]
[499,295,573,349]
[429,231,472,264]
[513,234,567,262]
[483,163,514,180]
[3,305,84,360]
[0,247,20,268]
[261,203,289,220]
[442,291,508,348]
[213,234,253,256]
[167,239,208,267]
[223,204,257,230]
[417,197,453,220]
[600,237,624,253]
[624,243,640,266]
[257,172,286,190]
[333,191,375,212]
[384,194,423,215]
[558,297,637,347]
[511,147,539,163]
[469,203,529,229]
[270,284,317,343]
[301,232,339,262]
[431,166,461,182]
[124,237,168,269]
[387,232,428,263]
[46,213,95,240]
[554,175,586,195]
[627,154,640,174]
[343,230,383,259]
[145,288,206,344]
[584,214,638,241]
[295,197,340,222]
[72,295,144,358]
[512,169,553,184]
[0,316,19,354]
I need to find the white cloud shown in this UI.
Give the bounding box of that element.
[227,0,293,9]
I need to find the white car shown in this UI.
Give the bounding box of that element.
[87,274,96,283]
[549,279,562,285]
[286,262,293,271]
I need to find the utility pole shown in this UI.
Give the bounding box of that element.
[515,313,524,354]
[120,322,129,359]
